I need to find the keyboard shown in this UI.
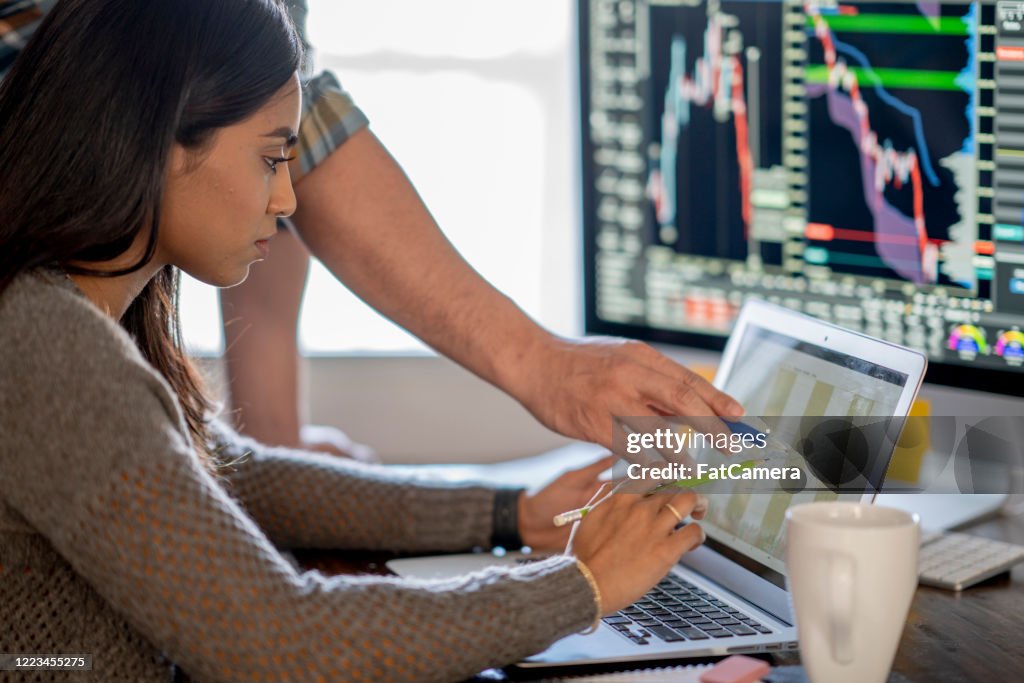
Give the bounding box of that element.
[601,574,774,646]
[919,531,1024,591]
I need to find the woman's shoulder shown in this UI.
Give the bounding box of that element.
[0,268,192,474]
[0,267,146,367]
[0,268,175,413]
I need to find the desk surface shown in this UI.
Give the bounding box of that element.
[843,509,1024,682]
[295,447,1024,682]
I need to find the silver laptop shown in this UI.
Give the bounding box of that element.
[397,300,927,667]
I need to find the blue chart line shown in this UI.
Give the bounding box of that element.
[827,35,942,186]
[813,4,977,184]
[657,37,686,228]
[957,3,977,156]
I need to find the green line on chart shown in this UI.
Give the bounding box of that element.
[804,65,964,91]
[807,14,970,36]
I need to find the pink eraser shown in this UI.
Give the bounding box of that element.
[699,654,772,683]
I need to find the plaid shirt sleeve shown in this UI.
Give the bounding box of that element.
[0,0,46,77]
[286,0,370,180]
[2,0,368,181]
[293,70,370,181]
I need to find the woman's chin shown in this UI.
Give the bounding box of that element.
[189,264,253,290]
[223,268,254,289]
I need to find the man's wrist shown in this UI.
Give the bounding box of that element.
[491,326,558,405]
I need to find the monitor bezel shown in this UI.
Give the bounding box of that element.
[581,315,1024,399]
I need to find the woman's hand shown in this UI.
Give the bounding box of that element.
[571,491,708,615]
[517,455,618,552]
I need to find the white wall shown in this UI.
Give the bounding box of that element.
[302,354,574,463]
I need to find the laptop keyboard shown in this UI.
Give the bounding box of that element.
[601,574,774,646]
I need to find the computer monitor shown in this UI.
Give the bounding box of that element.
[579,0,1024,398]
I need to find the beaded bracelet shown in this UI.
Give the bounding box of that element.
[575,559,603,635]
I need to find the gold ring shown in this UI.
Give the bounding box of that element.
[663,503,684,524]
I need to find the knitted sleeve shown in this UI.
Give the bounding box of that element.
[0,275,597,682]
[208,420,500,552]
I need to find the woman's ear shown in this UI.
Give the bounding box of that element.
[167,143,192,178]
[168,142,212,177]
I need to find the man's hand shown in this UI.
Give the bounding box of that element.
[300,424,379,463]
[511,336,745,451]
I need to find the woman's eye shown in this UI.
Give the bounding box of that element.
[263,155,295,174]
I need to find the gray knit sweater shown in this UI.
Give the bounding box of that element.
[0,269,596,682]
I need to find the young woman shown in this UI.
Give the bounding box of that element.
[0,1,707,681]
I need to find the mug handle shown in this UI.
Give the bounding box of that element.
[828,553,855,664]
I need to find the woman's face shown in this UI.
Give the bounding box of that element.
[158,73,302,288]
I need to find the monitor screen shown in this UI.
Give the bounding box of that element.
[579,0,1024,396]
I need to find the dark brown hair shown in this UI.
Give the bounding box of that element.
[0,0,303,463]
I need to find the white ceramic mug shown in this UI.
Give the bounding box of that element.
[785,502,919,683]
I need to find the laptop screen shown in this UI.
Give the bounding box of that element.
[699,325,911,575]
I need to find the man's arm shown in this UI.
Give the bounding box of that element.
[220,228,308,448]
[291,128,744,449]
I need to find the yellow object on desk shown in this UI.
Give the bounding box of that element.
[690,365,718,383]
[885,398,930,484]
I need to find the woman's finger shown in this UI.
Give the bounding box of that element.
[649,491,697,534]
[664,521,705,557]
[690,493,709,521]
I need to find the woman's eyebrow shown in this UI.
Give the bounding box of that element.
[262,127,299,148]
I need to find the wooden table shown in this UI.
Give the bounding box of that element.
[295,448,1024,682]
[846,510,1024,682]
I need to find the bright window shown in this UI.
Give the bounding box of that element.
[180,0,580,354]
